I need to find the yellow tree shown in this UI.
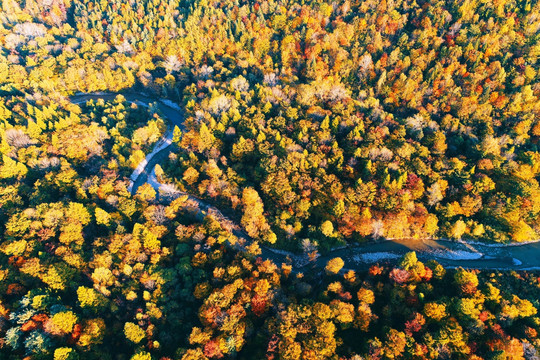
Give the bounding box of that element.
[240,187,270,239]
[325,257,344,275]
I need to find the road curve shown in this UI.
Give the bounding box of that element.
[70,93,540,272]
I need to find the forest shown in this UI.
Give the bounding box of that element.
[1,0,540,358]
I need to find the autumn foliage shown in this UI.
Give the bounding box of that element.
[1,0,540,358]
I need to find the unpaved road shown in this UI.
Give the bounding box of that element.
[71,93,540,272]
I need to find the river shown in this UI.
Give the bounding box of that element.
[70,92,540,272]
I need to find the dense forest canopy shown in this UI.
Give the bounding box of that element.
[1,0,540,358]
[1,0,540,248]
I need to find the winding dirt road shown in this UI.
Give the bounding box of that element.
[71,93,540,272]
